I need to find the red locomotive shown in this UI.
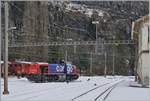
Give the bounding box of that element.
[6,61,80,82]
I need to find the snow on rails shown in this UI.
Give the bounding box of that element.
[71,79,124,101]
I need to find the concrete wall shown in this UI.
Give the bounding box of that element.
[137,19,149,87]
[138,53,149,86]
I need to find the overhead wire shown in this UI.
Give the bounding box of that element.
[8,2,135,65]
[9,2,95,41]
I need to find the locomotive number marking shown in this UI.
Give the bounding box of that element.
[67,65,73,73]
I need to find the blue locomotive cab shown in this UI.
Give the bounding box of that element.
[48,63,77,81]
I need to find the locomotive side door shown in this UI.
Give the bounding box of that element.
[40,65,48,82]
[40,65,48,75]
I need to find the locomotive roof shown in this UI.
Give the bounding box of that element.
[48,63,73,65]
[15,61,34,64]
[36,62,48,65]
[15,61,48,64]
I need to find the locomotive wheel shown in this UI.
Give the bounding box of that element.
[40,75,47,83]
[27,75,41,83]
[44,75,49,82]
[51,75,59,81]
[47,76,53,82]
[21,74,25,78]
[26,75,34,81]
[34,75,41,83]
[73,75,79,80]
[33,75,42,83]
[54,75,59,81]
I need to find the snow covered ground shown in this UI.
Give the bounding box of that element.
[1,76,149,101]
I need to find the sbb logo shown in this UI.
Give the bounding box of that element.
[56,65,64,72]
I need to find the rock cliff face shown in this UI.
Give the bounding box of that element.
[22,1,49,61]
[5,1,149,74]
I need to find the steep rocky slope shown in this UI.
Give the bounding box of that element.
[1,1,149,75]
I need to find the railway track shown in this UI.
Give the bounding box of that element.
[71,79,124,101]
[95,80,124,101]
